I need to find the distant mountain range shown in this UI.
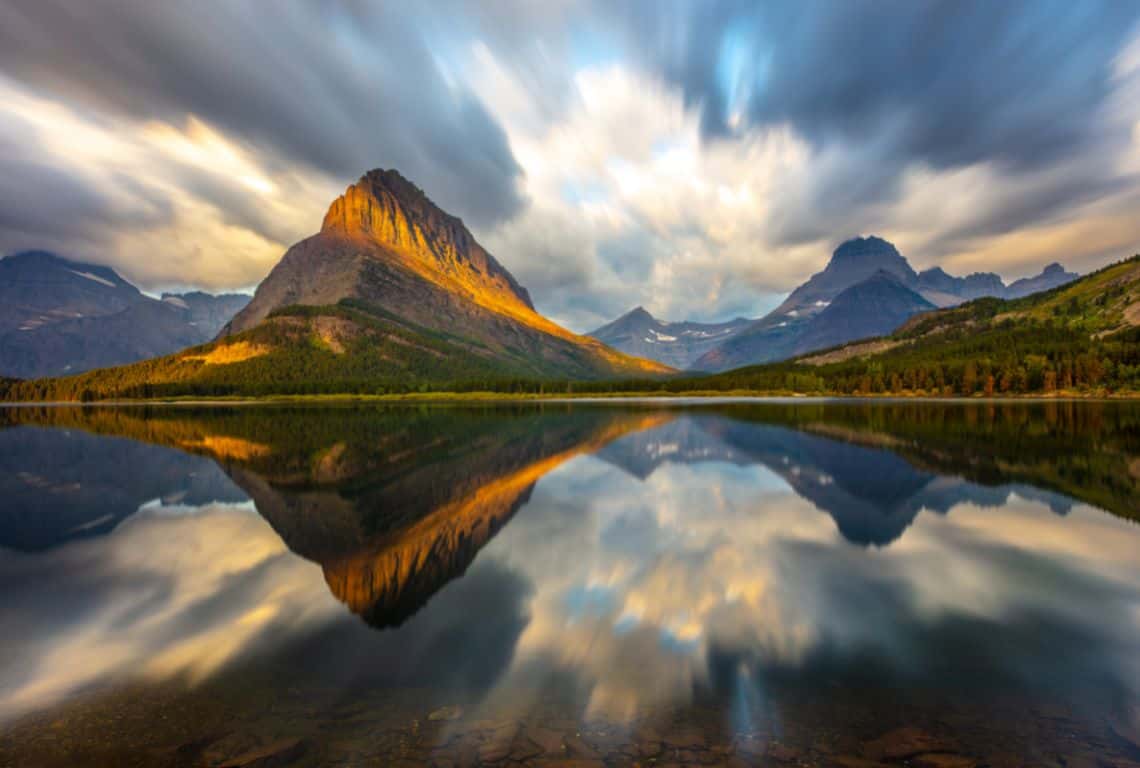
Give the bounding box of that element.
[593,236,1078,370]
[0,168,1100,399]
[588,308,751,369]
[689,254,1140,397]
[0,251,249,378]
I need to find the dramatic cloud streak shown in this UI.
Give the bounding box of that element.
[0,1,1137,325]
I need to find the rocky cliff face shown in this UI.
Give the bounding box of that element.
[320,169,535,312]
[223,169,668,379]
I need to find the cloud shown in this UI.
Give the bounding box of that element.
[617,1,1138,170]
[0,80,334,291]
[477,62,819,328]
[0,2,524,230]
[0,2,1139,320]
[471,6,1140,327]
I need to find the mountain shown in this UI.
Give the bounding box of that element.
[220,169,669,382]
[913,263,1079,306]
[773,236,918,319]
[789,270,935,356]
[694,236,1080,371]
[1005,262,1079,298]
[695,238,929,370]
[161,290,251,333]
[588,306,751,369]
[0,251,249,378]
[2,170,669,400]
[691,254,1140,396]
[915,267,1006,305]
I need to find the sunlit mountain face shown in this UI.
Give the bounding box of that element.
[0,402,1138,766]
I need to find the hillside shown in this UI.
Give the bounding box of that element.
[687,255,1140,395]
[0,302,590,400]
[0,251,249,378]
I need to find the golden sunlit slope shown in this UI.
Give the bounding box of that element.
[224,169,670,378]
[0,302,574,400]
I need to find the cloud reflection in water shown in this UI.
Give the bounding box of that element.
[0,405,1137,735]
[0,498,341,720]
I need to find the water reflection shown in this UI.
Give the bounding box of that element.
[0,498,338,720]
[0,402,1138,765]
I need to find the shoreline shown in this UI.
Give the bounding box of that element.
[2,389,1138,407]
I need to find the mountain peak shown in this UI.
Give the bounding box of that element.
[1,250,132,289]
[321,168,462,237]
[831,236,903,264]
[3,249,67,266]
[823,237,915,282]
[1043,262,1065,275]
[317,168,535,313]
[771,235,917,318]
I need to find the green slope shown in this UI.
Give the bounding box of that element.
[0,300,596,400]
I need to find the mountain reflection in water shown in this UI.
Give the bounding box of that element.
[0,401,1138,766]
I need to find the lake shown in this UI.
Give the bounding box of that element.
[1,400,1138,767]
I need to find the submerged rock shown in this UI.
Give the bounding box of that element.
[217,737,307,767]
[428,705,464,722]
[861,727,956,760]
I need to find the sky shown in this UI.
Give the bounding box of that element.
[1,1,1139,331]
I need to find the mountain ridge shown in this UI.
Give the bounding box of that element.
[0,251,249,378]
[789,270,936,357]
[588,306,751,369]
[687,255,1140,396]
[688,236,1078,371]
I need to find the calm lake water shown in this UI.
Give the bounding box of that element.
[1,400,1139,767]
